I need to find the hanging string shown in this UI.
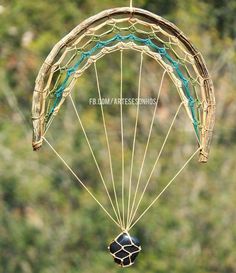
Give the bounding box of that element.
[94,62,124,229]
[127,146,202,230]
[127,70,167,227]
[120,50,126,228]
[130,0,133,9]
[127,102,184,227]
[43,136,120,228]
[69,94,123,228]
[126,52,143,227]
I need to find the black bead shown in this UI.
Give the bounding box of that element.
[109,241,121,254]
[108,232,141,267]
[123,257,131,266]
[117,233,131,245]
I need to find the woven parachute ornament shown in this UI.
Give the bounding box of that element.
[32,0,215,267]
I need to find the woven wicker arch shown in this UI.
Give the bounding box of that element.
[32,7,215,162]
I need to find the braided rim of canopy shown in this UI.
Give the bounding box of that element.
[32,7,215,162]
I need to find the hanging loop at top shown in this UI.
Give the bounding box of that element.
[130,0,133,8]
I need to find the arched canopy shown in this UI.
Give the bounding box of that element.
[32,7,215,162]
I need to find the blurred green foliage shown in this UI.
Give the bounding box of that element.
[1,0,236,272]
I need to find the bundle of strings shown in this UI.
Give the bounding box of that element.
[32,8,215,232]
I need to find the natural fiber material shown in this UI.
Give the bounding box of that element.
[32,7,215,163]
